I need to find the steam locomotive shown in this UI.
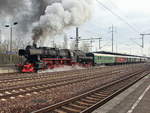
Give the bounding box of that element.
[18,44,93,72]
[18,44,148,73]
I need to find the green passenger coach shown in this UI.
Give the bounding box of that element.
[86,51,148,66]
[94,53,115,65]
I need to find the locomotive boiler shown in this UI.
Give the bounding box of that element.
[18,45,93,72]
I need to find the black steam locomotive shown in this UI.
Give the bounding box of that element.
[18,45,93,72]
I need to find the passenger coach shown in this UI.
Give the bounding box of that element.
[87,51,147,65]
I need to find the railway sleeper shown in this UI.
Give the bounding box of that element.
[61,106,82,113]
[86,96,100,101]
[76,101,93,106]
[80,99,96,104]
[69,103,87,109]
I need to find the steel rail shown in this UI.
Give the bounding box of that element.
[0,67,130,99]
[31,69,149,113]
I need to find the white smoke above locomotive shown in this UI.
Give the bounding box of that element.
[0,0,94,45]
[32,0,94,44]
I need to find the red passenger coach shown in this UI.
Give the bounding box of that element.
[116,57,127,63]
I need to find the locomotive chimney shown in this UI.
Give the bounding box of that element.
[33,42,37,48]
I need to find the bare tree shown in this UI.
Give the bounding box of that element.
[0,40,9,53]
[13,39,30,51]
[79,42,90,52]
[63,34,68,49]
[70,40,76,50]
[0,39,25,65]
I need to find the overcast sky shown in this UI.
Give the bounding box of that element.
[76,0,150,56]
[47,0,150,56]
[1,0,150,56]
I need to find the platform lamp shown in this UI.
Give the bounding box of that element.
[0,29,1,44]
[5,22,18,64]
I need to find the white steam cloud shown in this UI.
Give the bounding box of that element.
[32,0,93,43]
[0,0,94,44]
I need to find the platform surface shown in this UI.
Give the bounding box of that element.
[93,74,150,113]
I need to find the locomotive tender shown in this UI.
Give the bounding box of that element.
[18,45,93,72]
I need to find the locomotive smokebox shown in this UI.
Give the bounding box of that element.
[18,49,26,56]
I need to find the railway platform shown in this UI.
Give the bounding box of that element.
[0,65,17,73]
[93,74,150,113]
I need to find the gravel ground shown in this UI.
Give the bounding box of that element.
[0,72,139,112]
[0,64,146,113]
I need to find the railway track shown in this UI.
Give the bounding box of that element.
[0,63,138,78]
[0,63,148,113]
[0,64,145,99]
[31,68,149,113]
[0,65,130,89]
[0,66,132,100]
[0,64,141,79]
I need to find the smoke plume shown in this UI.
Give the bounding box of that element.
[32,0,93,43]
[0,0,93,44]
[0,0,27,15]
[0,0,53,34]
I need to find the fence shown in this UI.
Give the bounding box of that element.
[0,53,24,65]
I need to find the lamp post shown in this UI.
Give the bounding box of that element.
[0,29,1,44]
[5,22,18,64]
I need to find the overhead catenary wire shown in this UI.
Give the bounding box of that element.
[96,0,140,34]
[108,0,141,31]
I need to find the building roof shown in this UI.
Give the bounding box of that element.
[93,51,148,58]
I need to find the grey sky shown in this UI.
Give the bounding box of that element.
[72,0,150,56]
